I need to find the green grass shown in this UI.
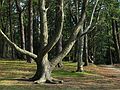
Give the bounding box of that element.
[0,60,94,79]
[52,69,95,77]
[0,60,87,90]
[0,60,101,90]
[52,61,97,78]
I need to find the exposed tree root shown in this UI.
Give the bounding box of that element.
[34,79,46,84]
[29,77,39,81]
[46,79,59,84]
[76,65,84,72]
[51,78,64,84]
[76,69,84,72]
[33,78,63,84]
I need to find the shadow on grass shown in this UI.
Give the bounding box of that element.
[0,77,33,82]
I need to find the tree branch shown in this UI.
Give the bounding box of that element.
[50,0,88,70]
[80,0,99,37]
[0,29,37,59]
[40,0,64,57]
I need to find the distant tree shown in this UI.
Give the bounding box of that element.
[15,0,26,60]
[27,0,33,63]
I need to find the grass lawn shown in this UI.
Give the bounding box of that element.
[0,59,120,90]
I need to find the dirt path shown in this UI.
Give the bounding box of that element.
[96,65,120,78]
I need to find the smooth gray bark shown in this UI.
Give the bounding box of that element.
[30,0,50,83]
[40,0,64,57]
[50,0,88,70]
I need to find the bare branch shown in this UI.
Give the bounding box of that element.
[40,0,64,57]
[80,0,99,37]
[0,29,37,59]
[50,0,88,70]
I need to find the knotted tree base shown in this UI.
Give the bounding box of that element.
[31,77,63,84]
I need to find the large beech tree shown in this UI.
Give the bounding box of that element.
[0,0,99,84]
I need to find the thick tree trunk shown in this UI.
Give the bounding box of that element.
[30,0,63,84]
[30,0,50,83]
[30,56,51,83]
[31,0,65,81]
[31,0,87,83]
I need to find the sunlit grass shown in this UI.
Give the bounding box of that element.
[0,60,98,79]
[52,69,97,78]
[0,59,106,90]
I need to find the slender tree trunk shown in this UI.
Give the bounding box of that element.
[19,13,26,59]
[15,0,26,59]
[83,20,89,66]
[56,36,63,67]
[76,25,84,72]
[115,20,120,50]
[112,19,120,63]
[27,0,33,63]
[8,0,14,58]
[107,26,113,65]
[109,45,113,65]
[55,0,64,67]
[83,34,89,66]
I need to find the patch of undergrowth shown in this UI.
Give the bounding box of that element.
[52,69,98,78]
[52,61,97,78]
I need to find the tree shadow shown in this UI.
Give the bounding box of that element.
[0,77,33,82]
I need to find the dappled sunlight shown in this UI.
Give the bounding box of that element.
[0,60,120,89]
[0,60,36,86]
